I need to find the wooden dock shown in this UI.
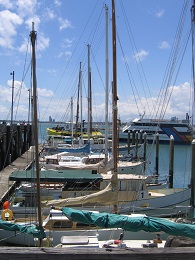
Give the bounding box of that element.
[0,247,195,260]
[0,146,36,206]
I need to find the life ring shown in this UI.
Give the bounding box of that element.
[1,209,13,221]
[102,239,121,248]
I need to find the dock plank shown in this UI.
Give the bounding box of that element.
[0,146,39,202]
[0,247,195,260]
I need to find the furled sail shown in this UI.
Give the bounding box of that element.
[0,220,46,239]
[62,207,195,240]
[41,173,118,207]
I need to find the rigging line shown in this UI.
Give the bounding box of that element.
[163,29,191,119]
[14,32,31,122]
[42,1,102,121]
[45,60,82,122]
[161,6,189,120]
[87,4,105,49]
[149,8,187,123]
[156,1,189,121]
[119,1,154,116]
[116,34,141,117]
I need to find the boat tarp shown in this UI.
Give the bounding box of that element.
[9,169,103,183]
[62,207,195,240]
[41,173,118,207]
[0,220,46,239]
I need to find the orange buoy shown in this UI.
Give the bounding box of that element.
[3,201,9,210]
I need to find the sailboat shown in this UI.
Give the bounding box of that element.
[0,0,194,248]
[0,23,46,246]
[39,0,192,218]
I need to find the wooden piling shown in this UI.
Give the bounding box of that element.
[169,135,174,188]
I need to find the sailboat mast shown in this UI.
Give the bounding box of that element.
[80,63,83,138]
[105,4,109,160]
[75,62,81,136]
[71,97,74,145]
[87,44,92,142]
[30,22,42,237]
[112,0,118,174]
[191,0,195,127]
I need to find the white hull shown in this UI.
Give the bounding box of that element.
[0,225,168,247]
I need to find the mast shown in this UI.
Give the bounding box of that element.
[10,71,14,125]
[192,1,195,127]
[87,44,92,142]
[190,0,195,217]
[30,22,42,246]
[112,0,117,173]
[71,97,74,145]
[112,0,118,213]
[75,62,81,136]
[105,4,109,161]
[80,63,83,140]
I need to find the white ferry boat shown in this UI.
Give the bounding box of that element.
[119,113,193,144]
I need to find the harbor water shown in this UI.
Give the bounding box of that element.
[39,122,192,189]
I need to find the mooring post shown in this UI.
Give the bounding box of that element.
[132,129,135,145]
[143,132,147,171]
[169,135,174,188]
[139,130,143,144]
[127,130,130,154]
[17,123,21,157]
[6,123,11,166]
[23,123,27,153]
[190,139,195,218]
[135,131,138,158]
[155,133,159,183]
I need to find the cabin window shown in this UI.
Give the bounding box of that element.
[118,181,126,191]
[128,181,138,191]
[104,181,109,189]
[76,222,96,228]
[53,221,72,228]
[62,181,100,191]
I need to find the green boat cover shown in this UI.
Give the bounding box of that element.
[0,220,46,239]
[9,169,102,183]
[62,207,195,240]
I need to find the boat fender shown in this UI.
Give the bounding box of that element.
[1,209,13,221]
[102,239,121,248]
[3,200,9,209]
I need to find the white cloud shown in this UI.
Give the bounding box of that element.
[62,38,73,48]
[44,8,55,20]
[155,9,165,18]
[117,82,192,122]
[133,49,149,62]
[54,0,61,7]
[0,0,13,9]
[36,33,50,52]
[37,88,53,97]
[58,17,73,31]
[159,41,170,49]
[0,10,23,48]
[16,0,37,18]
[58,51,72,59]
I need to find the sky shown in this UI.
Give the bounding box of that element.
[0,0,194,123]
